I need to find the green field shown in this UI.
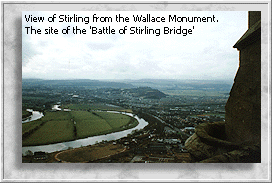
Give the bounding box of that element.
[22,120,43,134]
[71,111,138,139]
[22,110,138,146]
[71,111,112,138]
[96,112,133,129]
[23,119,75,146]
[63,103,132,113]
[23,111,74,146]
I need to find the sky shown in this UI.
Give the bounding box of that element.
[22,11,248,80]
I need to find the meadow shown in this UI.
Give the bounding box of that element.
[22,119,43,134]
[63,103,132,113]
[71,110,138,139]
[22,111,74,146]
[22,109,138,146]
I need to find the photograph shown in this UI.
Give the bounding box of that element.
[21,10,261,164]
[1,1,270,181]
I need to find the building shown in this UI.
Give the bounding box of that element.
[185,12,261,163]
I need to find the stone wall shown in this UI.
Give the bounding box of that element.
[185,12,261,163]
[225,11,261,146]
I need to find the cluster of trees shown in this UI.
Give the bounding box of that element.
[22,95,56,112]
[22,110,32,119]
[72,120,77,139]
[127,87,167,99]
[136,111,165,134]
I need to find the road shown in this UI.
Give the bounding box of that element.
[151,115,191,138]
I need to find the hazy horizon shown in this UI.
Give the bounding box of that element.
[22,77,234,81]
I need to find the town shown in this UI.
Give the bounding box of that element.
[22,79,231,163]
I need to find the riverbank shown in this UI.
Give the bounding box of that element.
[23,110,139,147]
[22,109,44,123]
[22,114,193,163]
[22,141,127,163]
[22,110,32,120]
[22,112,161,162]
[22,111,148,155]
[55,142,126,163]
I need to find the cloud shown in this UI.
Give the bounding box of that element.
[22,31,43,66]
[22,11,247,80]
[87,42,114,50]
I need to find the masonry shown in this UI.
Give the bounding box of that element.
[185,11,261,163]
[225,11,261,146]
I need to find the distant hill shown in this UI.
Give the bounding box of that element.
[119,79,233,91]
[126,87,167,99]
[22,79,134,89]
[22,78,232,95]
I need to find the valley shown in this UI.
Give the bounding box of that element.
[22,79,231,163]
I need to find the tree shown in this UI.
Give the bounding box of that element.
[25,150,33,156]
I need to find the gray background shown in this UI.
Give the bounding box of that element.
[2,1,271,181]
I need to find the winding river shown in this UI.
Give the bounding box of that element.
[22,107,148,155]
[22,109,44,123]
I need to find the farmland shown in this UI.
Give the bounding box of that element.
[62,103,133,113]
[22,79,232,163]
[22,110,138,146]
[22,111,74,146]
[22,120,43,134]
